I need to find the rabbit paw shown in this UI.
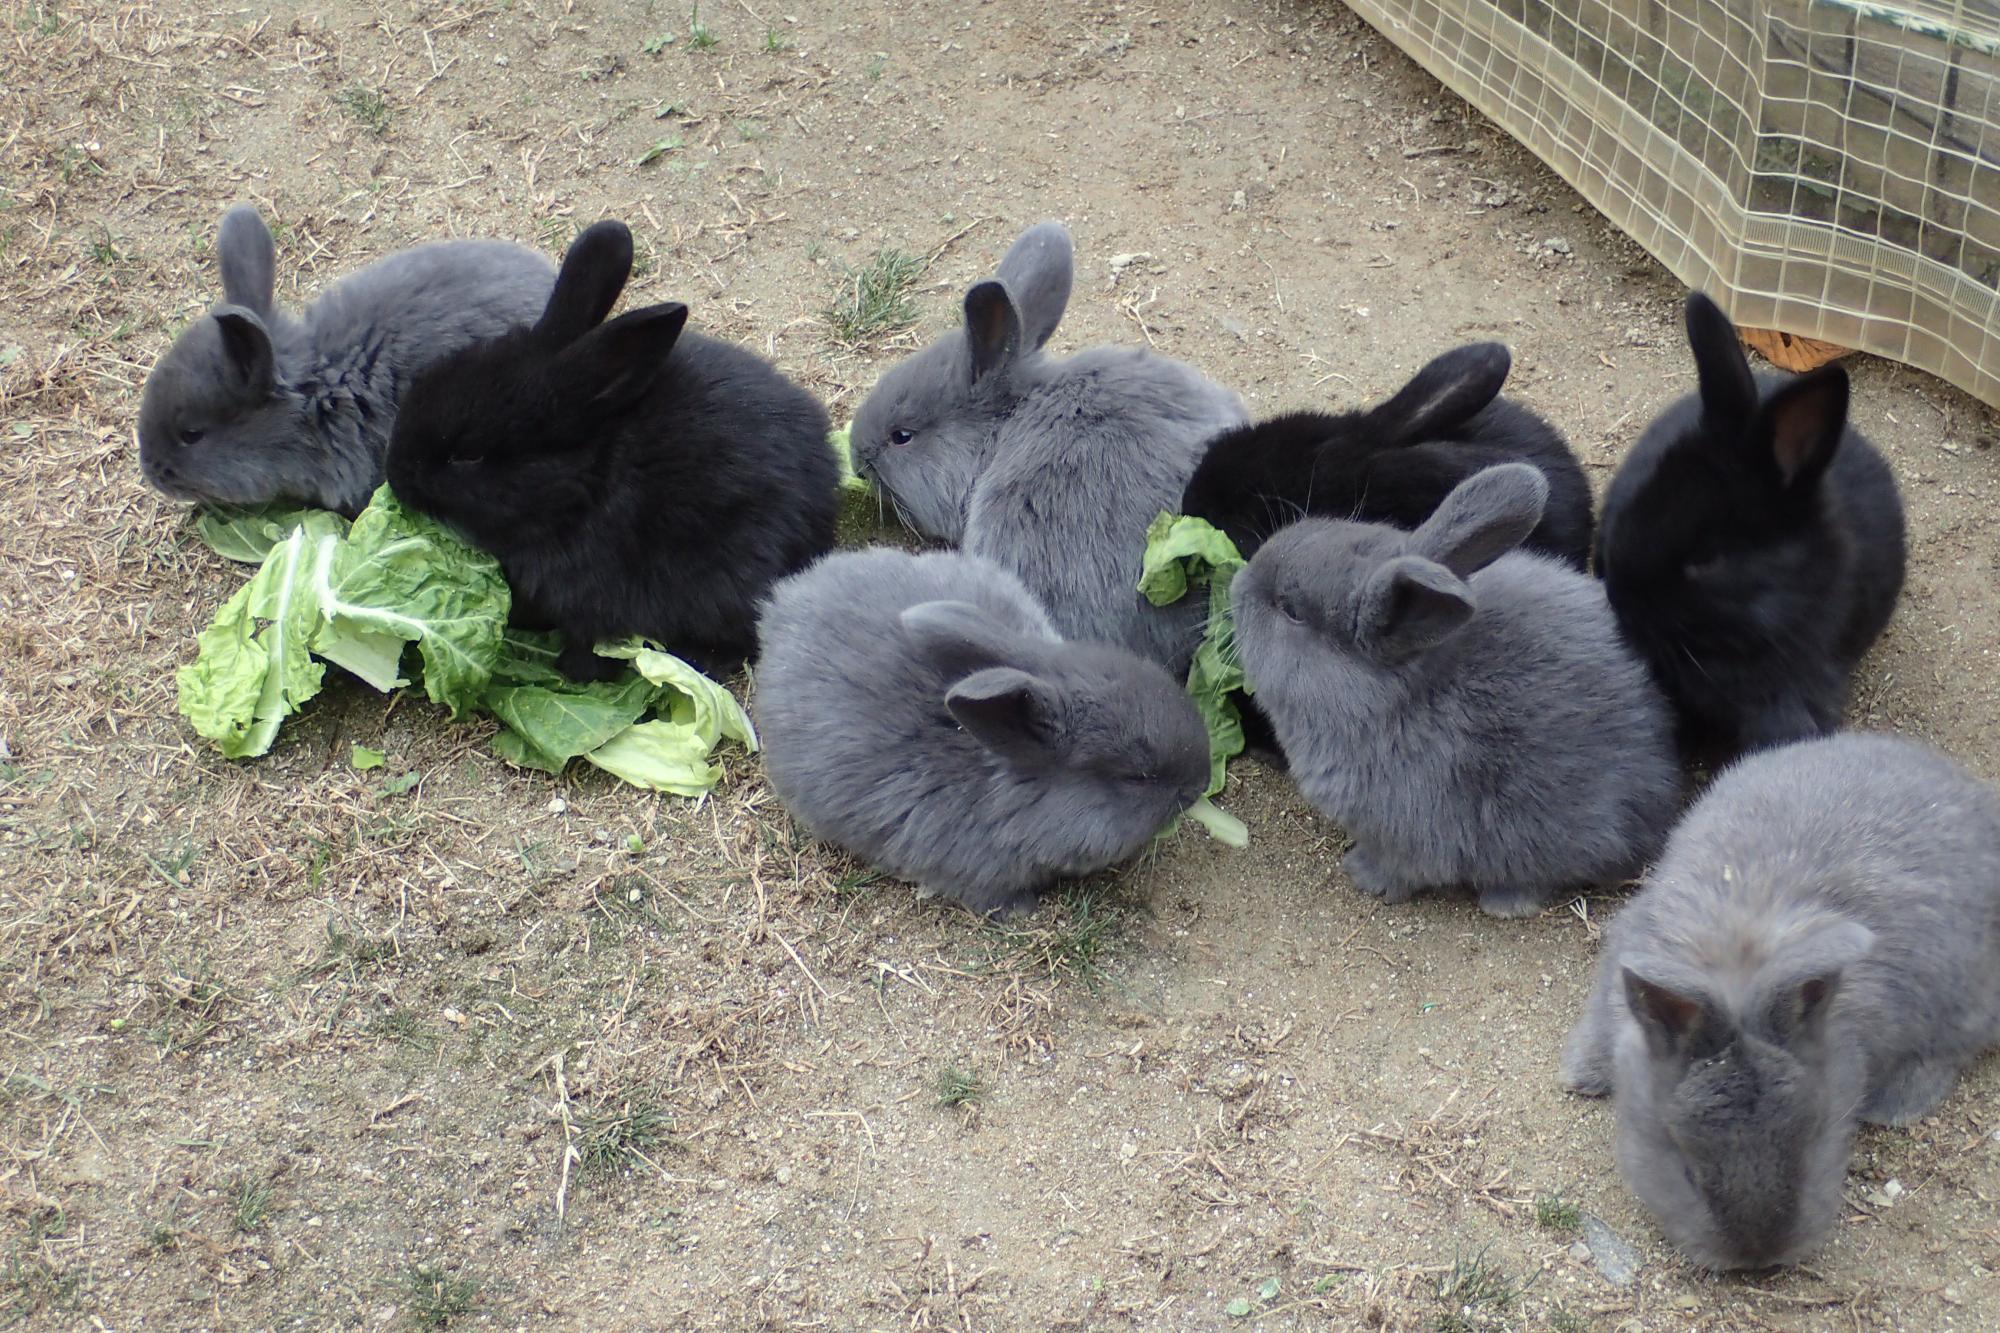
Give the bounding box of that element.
[1343,846,1417,903]
[1860,1057,1960,1125]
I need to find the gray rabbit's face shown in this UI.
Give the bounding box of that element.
[850,336,1008,543]
[1023,646,1210,856]
[1616,1030,1850,1270]
[137,314,313,506]
[1231,520,1406,676]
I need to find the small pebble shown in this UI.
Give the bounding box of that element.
[1581,1214,1642,1287]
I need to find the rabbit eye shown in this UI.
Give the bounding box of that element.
[177,427,205,447]
[1277,594,1304,625]
[888,428,915,446]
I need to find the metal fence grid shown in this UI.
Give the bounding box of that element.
[1341,0,2000,407]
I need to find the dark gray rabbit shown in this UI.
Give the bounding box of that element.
[138,204,555,515]
[1561,733,2000,1271]
[754,546,1211,917]
[848,220,1247,670]
[1231,463,1680,916]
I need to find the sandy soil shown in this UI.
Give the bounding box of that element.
[3,2,1997,1329]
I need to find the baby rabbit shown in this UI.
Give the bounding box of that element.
[138,204,555,515]
[849,220,1247,670]
[1596,292,1906,762]
[387,220,837,681]
[1561,733,2000,1271]
[1181,341,1593,565]
[754,546,1212,917]
[1231,463,1679,916]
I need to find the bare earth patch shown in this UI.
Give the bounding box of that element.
[3,2,1997,1329]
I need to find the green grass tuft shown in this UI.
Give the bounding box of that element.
[823,249,925,344]
[400,1264,478,1329]
[933,1066,986,1109]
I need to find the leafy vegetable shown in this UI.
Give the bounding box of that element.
[826,423,873,496]
[176,523,332,758]
[194,503,341,564]
[1138,511,1251,803]
[350,744,386,771]
[179,487,757,796]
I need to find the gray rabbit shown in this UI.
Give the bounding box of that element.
[138,204,555,515]
[754,546,1211,917]
[1231,463,1680,915]
[848,220,1247,670]
[1561,732,2000,1271]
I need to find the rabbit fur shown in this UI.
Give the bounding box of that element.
[1561,732,2000,1270]
[754,546,1212,917]
[849,220,1248,671]
[138,204,555,515]
[1231,463,1681,916]
[1596,292,1906,762]
[386,219,836,680]
[1180,340,1593,566]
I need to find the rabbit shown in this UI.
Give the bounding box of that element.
[848,220,1248,671]
[138,203,556,515]
[754,545,1212,917]
[1179,340,1593,566]
[1595,292,1906,763]
[1560,732,2000,1271]
[1230,463,1680,916]
[386,219,837,682]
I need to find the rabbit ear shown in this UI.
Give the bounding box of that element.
[1409,462,1548,576]
[1622,963,1729,1063]
[1356,555,1473,662]
[963,281,1022,384]
[1686,291,1757,422]
[216,205,276,319]
[945,666,1067,766]
[900,600,1021,678]
[993,220,1072,351]
[213,309,275,392]
[556,302,686,416]
[1754,365,1849,491]
[1752,918,1873,1043]
[535,220,634,347]
[1368,342,1511,444]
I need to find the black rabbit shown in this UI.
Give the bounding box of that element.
[1596,293,1905,761]
[386,220,838,681]
[1180,341,1592,566]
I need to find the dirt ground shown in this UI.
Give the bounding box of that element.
[4,1,1999,1329]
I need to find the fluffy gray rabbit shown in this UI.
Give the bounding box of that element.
[138,204,555,515]
[754,546,1211,917]
[848,221,1247,669]
[1231,463,1680,915]
[1561,733,2000,1271]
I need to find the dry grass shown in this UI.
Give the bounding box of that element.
[3,2,1996,1330]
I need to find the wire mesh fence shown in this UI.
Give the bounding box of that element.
[1340,0,2000,406]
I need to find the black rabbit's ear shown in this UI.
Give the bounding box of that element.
[216,205,276,319]
[899,600,1020,677]
[1410,462,1547,576]
[534,220,634,347]
[1355,555,1473,662]
[558,302,686,415]
[993,221,1072,351]
[1755,365,1850,491]
[963,280,1023,385]
[1369,342,1511,443]
[945,666,1067,766]
[1622,964,1729,1063]
[1685,291,1757,422]
[213,309,275,393]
